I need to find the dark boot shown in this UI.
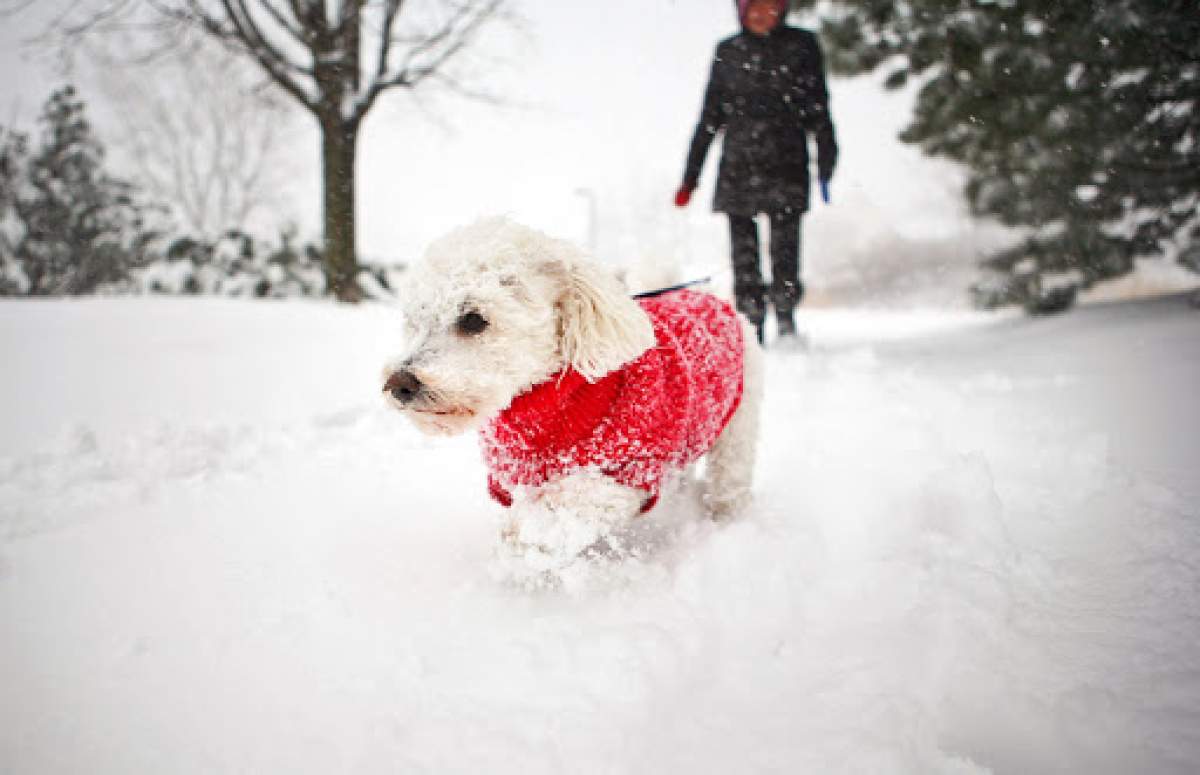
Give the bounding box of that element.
[776,308,796,337]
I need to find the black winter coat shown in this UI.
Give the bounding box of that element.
[683,25,838,216]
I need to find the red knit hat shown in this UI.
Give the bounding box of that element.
[737,0,787,22]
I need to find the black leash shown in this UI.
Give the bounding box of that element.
[631,276,713,299]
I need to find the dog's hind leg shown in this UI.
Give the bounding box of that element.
[702,323,763,520]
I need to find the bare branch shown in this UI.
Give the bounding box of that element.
[50,0,134,38]
[226,0,308,75]
[257,0,309,46]
[395,1,476,75]
[423,69,505,106]
[355,0,504,121]
[369,0,403,105]
[0,0,42,18]
[177,0,320,113]
[22,0,180,68]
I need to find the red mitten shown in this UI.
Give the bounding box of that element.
[674,186,693,207]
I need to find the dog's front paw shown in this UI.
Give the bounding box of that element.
[501,503,600,560]
[703,488,751,521]
[491,529,591,591]
[492,503,624,589]
[489,473,646,589]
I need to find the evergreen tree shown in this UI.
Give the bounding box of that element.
[0,86,155,295]
[0,127,30,294]
[809,0,1199,310]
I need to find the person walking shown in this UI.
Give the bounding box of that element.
[675,0,838,345]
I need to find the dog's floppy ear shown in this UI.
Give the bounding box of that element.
[550,257,655,381]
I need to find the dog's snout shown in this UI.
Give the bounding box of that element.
[384,369,424,404]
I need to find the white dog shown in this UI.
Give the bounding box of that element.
[383,217,762,578]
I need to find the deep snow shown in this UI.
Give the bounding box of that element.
[1,293,1198,773]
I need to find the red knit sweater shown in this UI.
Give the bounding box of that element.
[481,290,745,513]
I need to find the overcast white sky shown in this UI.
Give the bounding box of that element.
[1,0,996,296]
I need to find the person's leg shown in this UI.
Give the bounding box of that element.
[767,209,803,335]
[728,214,766,343]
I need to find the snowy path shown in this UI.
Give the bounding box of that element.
[1,295,1197,773]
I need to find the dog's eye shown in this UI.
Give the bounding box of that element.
[455,310,489,336]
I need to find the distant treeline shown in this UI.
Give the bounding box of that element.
[0,86,402,299]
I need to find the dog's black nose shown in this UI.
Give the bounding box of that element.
[384,370,423,404]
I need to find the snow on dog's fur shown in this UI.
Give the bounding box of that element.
[383,217,762,582]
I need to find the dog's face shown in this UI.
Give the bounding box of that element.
[383,218,655,436]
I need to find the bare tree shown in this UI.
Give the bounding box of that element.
[92,37,296,239]
[24,0,510,301]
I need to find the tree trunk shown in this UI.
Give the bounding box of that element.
[320,117,361,302]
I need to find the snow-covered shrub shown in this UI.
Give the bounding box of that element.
[135,228,405,300]
[140,230,325,298]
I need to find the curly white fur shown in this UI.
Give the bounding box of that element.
[384,217,762,582]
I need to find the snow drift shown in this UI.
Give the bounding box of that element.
[1,294,1197,773]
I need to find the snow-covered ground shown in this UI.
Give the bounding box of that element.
[2,293,1197,773]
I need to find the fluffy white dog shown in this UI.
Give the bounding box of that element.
[383,217,761,579]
